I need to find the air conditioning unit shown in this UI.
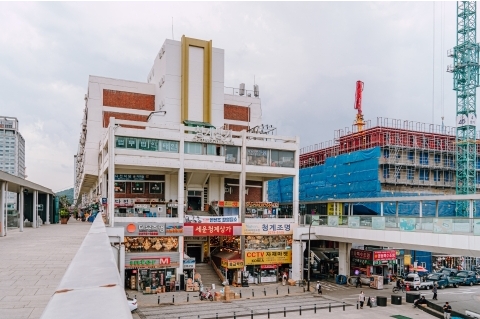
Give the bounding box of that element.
[239,83,245,96]
[254,84,259,97]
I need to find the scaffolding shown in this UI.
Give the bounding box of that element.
[300,117,480,192]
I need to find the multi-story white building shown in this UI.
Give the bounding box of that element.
[75,36,299,290]
[0,116,26,210]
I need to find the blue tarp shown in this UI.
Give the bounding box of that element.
[268,146,465,217]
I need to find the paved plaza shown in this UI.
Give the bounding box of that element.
[0,219,90,319]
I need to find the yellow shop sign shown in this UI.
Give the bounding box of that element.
[245,250,292,265]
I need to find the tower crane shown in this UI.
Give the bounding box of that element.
[353,80,365,132]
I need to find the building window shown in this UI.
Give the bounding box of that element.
[407,168,414,180]
[246,148,269,166]
[435,154,441,164]
[477,172,480,184]
[114,182,126,193]
[149,182,163,194]
[184,142,203,155]
[419,152,428,165]
[444,171,452,182]
[383,149,390,158]
[131,182,144,194]
[225,146,240,164]
[419,169,429,181]
[383,167,390,179]
[271,150,294,167]
[115,136,178,153]
[433,170,441,181]
[407,151,414,162]
[395,169,400,179]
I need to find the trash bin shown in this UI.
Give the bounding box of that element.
[377,296,387,307]
[383,277,389,285]
[367,296,377,307]
[406,293,419,303]
[391,295,402,305]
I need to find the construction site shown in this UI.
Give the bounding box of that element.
[268,2,480,217]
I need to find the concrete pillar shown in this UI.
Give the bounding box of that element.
[164,175,170,202]
[45,194,50,225]
[177,236,184,282]
[469,200,474,219]
[178,124,185,221]
[380,202,384,216]
[4,182,7,235]
[419,201,423,218]
[262,180,268,202]
[338,242,352,277]
[219,177,225,201]
[435,201,439,218]
[0,182,5,237]
[107,118,116,227]
[395,201,399,226]
[293,136,300,221]
[291,239,304,281]
[33,190,38,228]
[239,130,247,222]
[19,187,24,232]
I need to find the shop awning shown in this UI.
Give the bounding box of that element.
[183,120,215,128]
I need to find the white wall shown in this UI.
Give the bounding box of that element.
[211,48,225,128]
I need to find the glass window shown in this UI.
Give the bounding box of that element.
[407,168,414,180]
[420,152,428,165]
[383,167,389,178]
[383,149,390,158]
[225,146,240,164]
[271,150,294,167]
[435,154,441,164]
[126,137,137,149]
[434,170,441,181]
[149,182,162,194]
[148,139,158,151]
[247,148,269,166]
[185,142,202,155]
[131,182,144,194]
[114,182,126,193]
[168,141,179,153]
[138,139,149,150]
[407,151,414,162]
[206,144,216,155]
[419,169,429,181]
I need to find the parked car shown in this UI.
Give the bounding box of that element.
[439,268,459,277]
[454,271,479,286]
[404,273,434,290]
[126,294,137,312]
[427,273,461,289]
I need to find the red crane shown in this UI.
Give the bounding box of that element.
[353,81,365,131]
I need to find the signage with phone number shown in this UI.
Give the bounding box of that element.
[245,250,292,265]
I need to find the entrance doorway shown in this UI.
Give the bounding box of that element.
[187,245,202,263]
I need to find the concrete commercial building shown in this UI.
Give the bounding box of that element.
[74,36,299,290]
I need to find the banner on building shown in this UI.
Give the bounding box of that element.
[184,215,239,223]
[116,222,183,236]
[242,222,295,235]
[218,201,239,208]
[183,223,242,236]
[221,259,244,269]
[183,258,196,269]
[125,252,180,269]
[245,250,292,265]
[327,202,343,215]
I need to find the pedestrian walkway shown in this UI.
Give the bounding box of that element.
[0,219,91,319]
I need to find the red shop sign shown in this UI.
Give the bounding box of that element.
[188,223,239,236]
[261,264,278,269]
[351,249,373,261]
[373,250,396,261]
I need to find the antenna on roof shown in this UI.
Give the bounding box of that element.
[172,17,174,40]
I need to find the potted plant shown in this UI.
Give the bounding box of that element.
[59,208,70,224]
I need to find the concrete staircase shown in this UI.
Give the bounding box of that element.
[195,263,223,289]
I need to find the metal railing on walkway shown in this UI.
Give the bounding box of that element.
[300,214,480,235]
[40,215,132,319]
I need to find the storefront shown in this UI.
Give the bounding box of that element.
[183,254,196,290]
[218,200,239,217]
[350,249,396,278]
[116,221,183,293]
[245,202,279,219]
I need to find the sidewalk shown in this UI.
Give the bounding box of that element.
[0,219,91,319]
[129,283,309,307]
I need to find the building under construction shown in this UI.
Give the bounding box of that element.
[268,116,480,216]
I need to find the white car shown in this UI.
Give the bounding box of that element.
[127,295,138,312]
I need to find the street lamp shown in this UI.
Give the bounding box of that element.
[307,215,320,292]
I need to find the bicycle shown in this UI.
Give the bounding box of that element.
[392,285,404,293]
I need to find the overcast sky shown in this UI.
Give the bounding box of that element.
[0,2,459,192]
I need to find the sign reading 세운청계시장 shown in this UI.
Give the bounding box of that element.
[242,223,294,235]
[245,250,292,265]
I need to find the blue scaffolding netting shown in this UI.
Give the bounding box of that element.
[268,146,469,217]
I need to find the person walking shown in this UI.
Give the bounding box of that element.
[282,272,287,286]
[355,276,362,288]
[443,302,452,319]
[432,284,438,300]
[358,291,365,309]
[316,281,322,295]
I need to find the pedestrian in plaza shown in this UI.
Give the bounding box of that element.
[432,284,438,300]
[355,276,362,288]
[316,281,322,295]
[282,272,287,286]
[358,291,365,309]
[443,302,452,319]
